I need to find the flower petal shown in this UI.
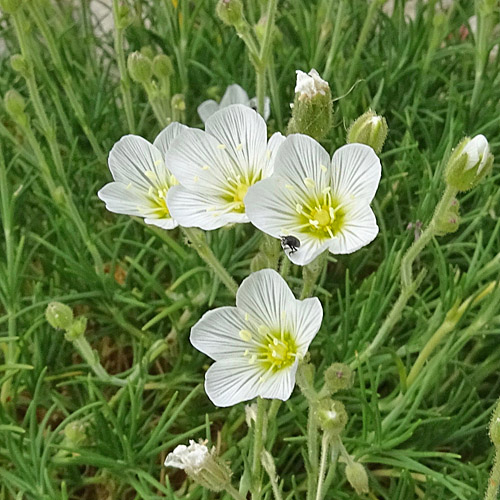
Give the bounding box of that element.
[331,143,381,203]
[205,105,268,178]
[167,185,247,230]
[291,297,323,353]
[144,217,178,230]
[219,84,249,107]
[263,131,286,177]
[190,306,250,361]
[108,135,165,190]
[197,99,219,123]
[153,122,189,156]
[236,269,295,329]
[98,182,147,217]
[258,362,298,401]
[273,134,331,191]
[328,202,378,254]
[249,96,271,121]
[287,237,330,266]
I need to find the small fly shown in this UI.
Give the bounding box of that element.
[280,235,301,255]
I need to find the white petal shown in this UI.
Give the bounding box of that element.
[205,105,268,178]
[144,217,178,230]
[287,237,330,266]
[108,135,165,190]
[198,99,219,123]
[291,297,323,352]
[249,96,271,121]
[167,185,247,230]
[328,202,378,254]
[258,362,298,401]
[190,307,250,361]
[273,134,331,191]
[263,132,286,177]
[331,143,381,203]
[166,128,241,195]
[205,358,263,407]
[153,122,189,156]
[236,269,295,330]
[220,84,249,108]
[98,182,147,217]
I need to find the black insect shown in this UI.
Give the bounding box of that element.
[280,235,301,255]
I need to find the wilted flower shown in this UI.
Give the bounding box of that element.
[167,105,284,230]
[294,69,329,100]
[98,123,187,229]
[190,269,323,406]
[197,84,270,122]
[246,134,381,265]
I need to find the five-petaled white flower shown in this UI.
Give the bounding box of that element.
[198,83,270,123]
[164,440,210,473]
[98,123,187,229]
[166,105,285,230]
[246,134,381,265]
[191,269,323,407]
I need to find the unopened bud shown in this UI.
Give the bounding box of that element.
[435,197,460,236]
[115,3,132,30]
[140,46,155,61]
[10,54,29,77]
[172,93,186,111]
[0,0,21,14]
[347,110,388,154]
[63,420,88,447]
[316,399,348,435]
[287,69,332,141]
[153,54,173,80]
[216,0,244,27]
[345,461,369,495]
[46,302,73,330]
[445,135,493,192]
[65,316,87,341]
[127,51,152,84]
[324,363,354,394]
[4,89,26,121]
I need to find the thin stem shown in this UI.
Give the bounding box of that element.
[306,404,319,500]
[226,483,248,500]
[323,0,345,81]
[315,433,330,500]
[301,251,328,299]
[322,438,340,494]
[144,83,170,128]
[251,397,266,499]
[181,228,238,297]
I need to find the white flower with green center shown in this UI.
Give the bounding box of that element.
[191,269,322,407]
[164,440,210,473]
[98,122,187,229]
[198,83,270,122]
[246,134,381,265]
[166,105,285,230]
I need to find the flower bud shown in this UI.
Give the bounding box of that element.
[216,0,244,27]
[245,402,258,427]
[345,461,369,495]
[140,46,155,61]
[316,398,348,435]
[65,316,87,341]
[4,89,26,122]
[347,110,388,154]
[172,93,186,111]
[127,51,153,84]
[0,0,21,14]
[152,54,173,80]
[46,302,74,330]
[115,3,132,30]
[324,363,354,394]
[10,54,29,77]
[164,440,232,492]
[445,135,493,192]
[63,420,88,447]
[490,401,500,447]
[434,197,460,236]
[287,69,333,141]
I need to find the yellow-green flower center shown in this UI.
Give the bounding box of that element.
[150,188,170,217]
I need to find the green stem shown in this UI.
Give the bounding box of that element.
[300,251,328,299]
[181,228,238,297]
[485,453,500,500]
[226,483,248,500]
[315,433,330,500]
[112,0,135,133]
[306,404,319,500]
[144,83,169,128]
[251,397,266,499]
[323,0,345,81]
[322,438,340,494]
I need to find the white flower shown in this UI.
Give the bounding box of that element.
[164,440,210,473]
[246,134,381,266]
[295,69,329,100]
[198,83,271,122]
[190,269,323,407]
[462,134,490,174]
[98,123,187,229]
[166,105,285,230]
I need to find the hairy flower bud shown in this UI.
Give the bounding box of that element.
[153,54,173,80]
[445,135,493,192]
[10,54,29,77]
[287,69,332,141]
[345,461,369,495]
[46,302,74,330]
[347,110,388,154]
[0,0,21,14]
[4,89,26,122]
[127,51,153,84]
[216,0,244,27]
[65,316,87,341]
[115,3,132,30]
[172,93,186,111]
[324,363,354,394]
[316,398,348,435]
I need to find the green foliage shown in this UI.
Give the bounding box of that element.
[0,0,499,499]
